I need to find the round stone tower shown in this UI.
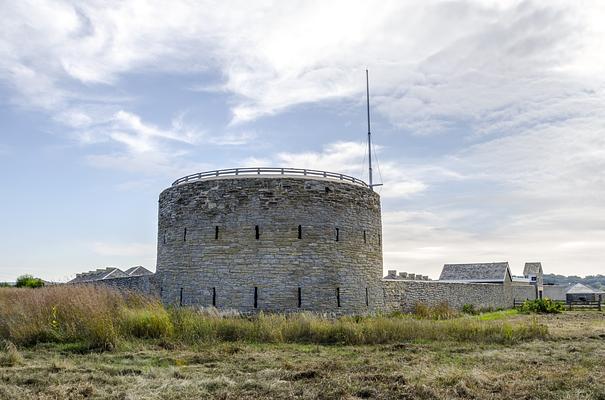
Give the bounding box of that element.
[155,168,383,314]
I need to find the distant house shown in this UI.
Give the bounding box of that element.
[69,267,129,284]
[438,262,512,284]
[566,283,601,302]
[523,262,544,288]
[124,266,154,277]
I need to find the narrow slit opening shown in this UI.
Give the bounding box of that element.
[336,287,341,307]
[254,287,258,308]
[215,226,219,240]
[255,225,260,240]
[298,225,302,239]
[335,227,340,242]
[297,287,302,308]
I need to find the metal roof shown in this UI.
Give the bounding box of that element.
[124,266,154,276]
[566,283,599,294]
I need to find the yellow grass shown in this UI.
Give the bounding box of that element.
[0,285,548,349]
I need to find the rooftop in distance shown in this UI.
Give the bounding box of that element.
[171,167,369,187]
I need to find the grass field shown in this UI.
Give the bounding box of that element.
[1,287,604,399]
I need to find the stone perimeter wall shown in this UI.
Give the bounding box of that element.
[543,285,567,301]
[90,275,159,296]
[83,274,539,313]
[156,176,383,314]
[382,280,520,312]
[512,285,538,302]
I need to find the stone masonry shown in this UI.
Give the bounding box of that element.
[382,279,515,312]
[155,175,383,314]
[75,169,543,315]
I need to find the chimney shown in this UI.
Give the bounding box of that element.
[399,272,408,279]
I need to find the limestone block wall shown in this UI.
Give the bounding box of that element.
[156,176,383,314]
[382,280,514,312]
[543,285,567,300]
[91,275,159,296]
[512,285,538,302]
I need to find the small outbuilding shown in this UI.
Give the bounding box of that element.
[566,283,601,303]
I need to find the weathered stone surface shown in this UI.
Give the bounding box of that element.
[155,176,383,314]
[93,274,159,294]
[512,284,538,301]
[543,285,567,300]
[382,279,518,312]
[80,173,544,315]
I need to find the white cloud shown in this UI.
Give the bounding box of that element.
[209,131,257,146]
[2,1,603,126]
[261,141,427,198]
[1,1,604,276]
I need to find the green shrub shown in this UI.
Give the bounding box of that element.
[15,275,44,288]
[462,304,476,315]
[519,298,564,314]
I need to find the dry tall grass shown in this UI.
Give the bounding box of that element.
[0,285,548,349]
[0,340,23,366]
[171,309,547,345]
[0,285,170,349]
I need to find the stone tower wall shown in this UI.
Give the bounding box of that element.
[156,176,383,314]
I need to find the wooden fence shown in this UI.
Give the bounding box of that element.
[513,297,602,311]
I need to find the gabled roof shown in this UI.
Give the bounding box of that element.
[124,266,154,276]
[523,262,543,276]
[69,267,128,283]
[566,283,599,294]
[439,262,512,283]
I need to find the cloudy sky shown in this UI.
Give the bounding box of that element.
[1,0,604,281]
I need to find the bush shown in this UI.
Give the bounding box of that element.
[519,298,564,314]
[462,304,476,315]
[15,275,44,288]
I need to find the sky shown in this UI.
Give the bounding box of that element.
[0,0,604,282]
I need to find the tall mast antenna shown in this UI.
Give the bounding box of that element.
[366,69,373,191]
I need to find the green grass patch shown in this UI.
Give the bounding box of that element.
[475,309,519,321]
